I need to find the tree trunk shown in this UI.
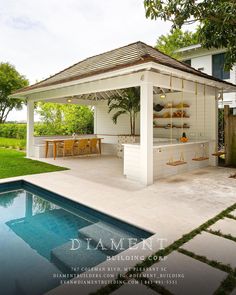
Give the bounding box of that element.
[130,114,133,136]
[132,115,135,136]
[0,106,10,123]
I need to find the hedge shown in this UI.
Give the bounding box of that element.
[0,123,64,139]
[0,124,26,139]
[0,121,93,139]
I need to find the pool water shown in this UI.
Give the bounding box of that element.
[0,181,151,295]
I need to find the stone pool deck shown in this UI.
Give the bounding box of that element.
[1,156,236,294]
[4,156,235,240]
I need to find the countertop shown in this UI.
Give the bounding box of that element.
[123,139,210,149]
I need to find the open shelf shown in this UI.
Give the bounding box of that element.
[164,105,190,109]
[166,160,187,166]
[192,157,209,161]
[153,125,190,129]
[212,151,226,157]
[153,116,190,119]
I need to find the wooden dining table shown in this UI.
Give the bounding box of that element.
[44,138,103,160]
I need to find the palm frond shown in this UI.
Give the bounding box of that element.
[107,87,140,132]
[112,110,127,124]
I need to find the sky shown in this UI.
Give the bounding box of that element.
[0,0,172,121]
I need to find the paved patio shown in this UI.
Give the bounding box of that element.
[145,251,227,295]
[4,155,235,244]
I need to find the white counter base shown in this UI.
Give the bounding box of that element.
[124,140,217,181]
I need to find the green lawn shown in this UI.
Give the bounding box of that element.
[0,148,68,179]
[0,137,26,150]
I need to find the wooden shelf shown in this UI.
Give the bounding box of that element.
[153,125,190,129]
[164,105,190,109]
[192,157,209,161]
[167,161,187,166]
[212,151,226,156]
[153,116,190,119]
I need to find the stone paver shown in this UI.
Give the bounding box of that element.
[209,217,236,237]
[144,251,227,295]
[230,288,236,295]
[111,280,159,295]
[230,209,236,218]
[182,231,236,268]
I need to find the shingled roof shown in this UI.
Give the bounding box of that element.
[15,41,236,94]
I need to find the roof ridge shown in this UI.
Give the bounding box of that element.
[136,41,150,58]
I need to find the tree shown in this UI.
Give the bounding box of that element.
[156,28,199,58]
[36,103,94,135]
[107,87,140,136]
[144,0,236,69]
[0,63,28,123]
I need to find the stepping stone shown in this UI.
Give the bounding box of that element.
[111,280,159,295]
[181,231,236,268]
[230,288,236,295]
[144,251,226,295]
[51,240,108,274]
[79,221,141,252]
[209,217,236,237]
[230,209,236,218]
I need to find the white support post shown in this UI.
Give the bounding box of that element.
[94,105,97,135]
[213,92,219,166]
[26,100,34,158]
[140,81,153,185]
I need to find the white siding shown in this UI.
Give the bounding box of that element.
[181,49,236,108]
[191,55,212,75]
[94,101,140,156]
[94,101,140,135]
[123,145,140,181]
[124,142,213,181]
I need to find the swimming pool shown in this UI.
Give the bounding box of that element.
[0,180,151,295]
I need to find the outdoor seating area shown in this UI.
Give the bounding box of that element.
[45,137,102,160]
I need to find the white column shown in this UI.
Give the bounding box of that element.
[140,82,153,185]
[213,93,219,166]
[26,100,34,158]
[94,105,97,134]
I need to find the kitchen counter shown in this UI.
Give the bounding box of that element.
[123,139,210,149]
[123,139,216,181]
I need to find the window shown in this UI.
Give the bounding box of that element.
[212,53,230,80]
[183,59,191,66]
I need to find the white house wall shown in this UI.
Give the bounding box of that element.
[94,100,140,135]
[180,49,236,108]
[191,55,212,75]
[94,100,140,155]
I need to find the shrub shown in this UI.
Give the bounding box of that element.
[0,115,94,140]
[0,124,26,139]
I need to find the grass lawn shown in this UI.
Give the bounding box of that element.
[0,148,68,179]
[0,137,26,150]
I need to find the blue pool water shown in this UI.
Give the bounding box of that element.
[0,181,151,295]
